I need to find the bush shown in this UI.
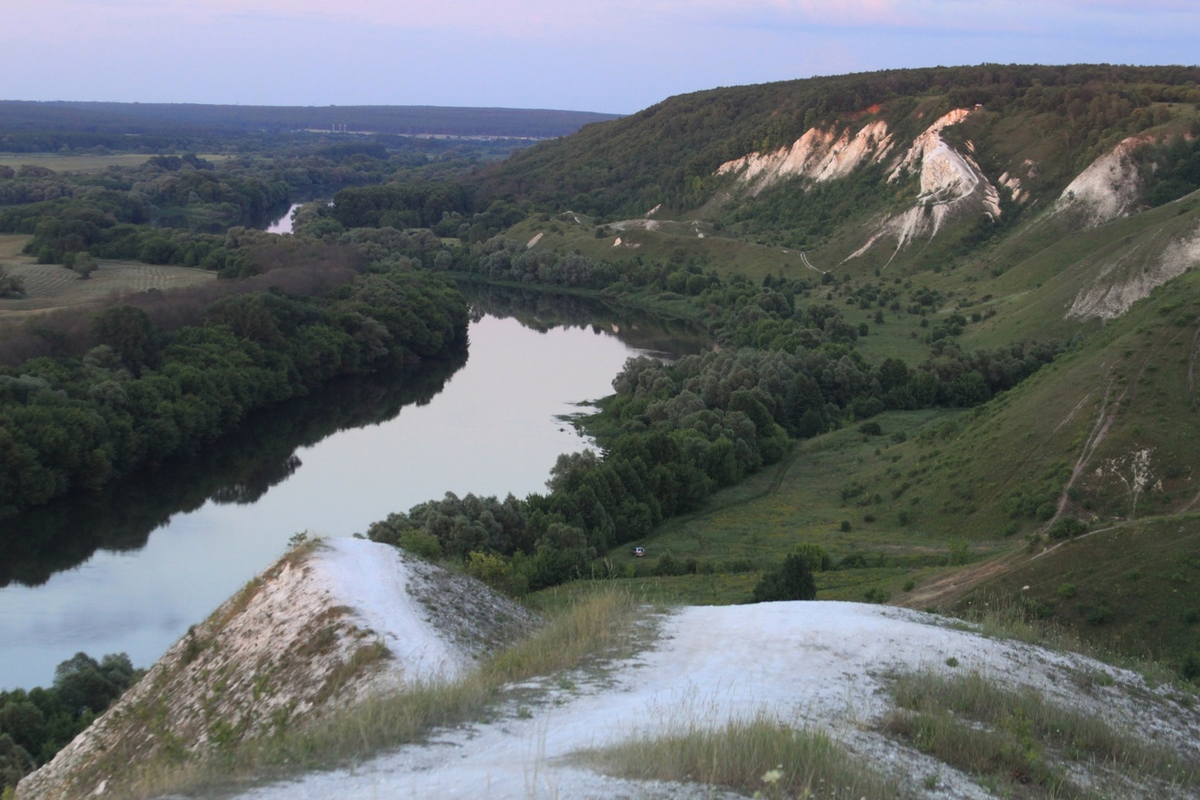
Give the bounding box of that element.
[398,529,443,560]
[0,267,24,298]
[751,554,816,603]
[794,543,832,572]
[1181,652,1200,682]
[1049,517,1088,540]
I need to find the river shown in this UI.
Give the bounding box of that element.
[0,290,706,690]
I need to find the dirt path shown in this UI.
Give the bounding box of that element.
[893,548,1027,610]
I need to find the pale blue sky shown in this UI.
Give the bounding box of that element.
[1,1,1197,114]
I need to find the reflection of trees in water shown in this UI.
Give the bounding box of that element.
[461,282,711,357]
[210,454,304,506]
[0,348,467,588]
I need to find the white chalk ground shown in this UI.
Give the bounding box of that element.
[230,594,1200,800]
[316,539,470,683]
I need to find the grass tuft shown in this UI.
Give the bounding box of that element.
[881,669,1199,796]
[576,712,903,799]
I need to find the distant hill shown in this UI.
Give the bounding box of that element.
[455,64,1200,666]
[480,64,1200,217]
[0,101,619,141]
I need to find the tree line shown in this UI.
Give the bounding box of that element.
[0,652,141,793]
[0,269,467,516]
[369,262,1059,594]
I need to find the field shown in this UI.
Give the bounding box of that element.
[0,152,229,174]
[0,234,215,322]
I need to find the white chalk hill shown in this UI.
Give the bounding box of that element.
[20,540,1200,799]
[17,538,537,800]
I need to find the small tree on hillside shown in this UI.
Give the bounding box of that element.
[0,267,23,298]
[70,252,97,279]
[752,553,817,603]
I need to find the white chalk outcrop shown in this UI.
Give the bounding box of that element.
[1067,220,1200,321]
[849,109,1002,263]
[1054,136,1147,229]
[229,601,1200,800]
[17,539,537,800]
[716,119,893,193]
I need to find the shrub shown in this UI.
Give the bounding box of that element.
[794,543,832,572]
[1181,652,1200,682]
[653,553,687,577]
[0,267,24,298]
[751,554,817,603]
[398,529,443,560]
[863,587,890,603]
[1049,517,1088,540]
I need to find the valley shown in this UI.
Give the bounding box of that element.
[4,66,1200,797]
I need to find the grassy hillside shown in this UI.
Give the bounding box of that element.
[482,64,1200,218]
[474,68,1200,675]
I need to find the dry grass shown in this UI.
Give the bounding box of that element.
[880,669,1199,797]
[105,587,646,799]
[576,713,904,799]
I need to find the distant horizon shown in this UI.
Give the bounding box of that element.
[3,2,1198,115]
[0,98,624,117]
[6,58,1200,120]
[0,98,619,117]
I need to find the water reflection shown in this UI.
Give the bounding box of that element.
[459,282,710,356]
[0,352,467,589]
[0,290,706,689]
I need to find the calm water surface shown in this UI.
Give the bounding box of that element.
[0,306,699,689]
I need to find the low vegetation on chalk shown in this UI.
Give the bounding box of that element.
[576,713,903,799]
[88,587,647,800]
[880,669,1200,797]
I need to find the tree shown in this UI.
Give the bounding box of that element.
[0,732,36,793]
[52,653,121,715]
[0,267,23,298]
[91,305,160,374]
[70,252,97,279]
[751,553,817,602]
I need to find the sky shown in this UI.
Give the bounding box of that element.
[1,1,1197,115]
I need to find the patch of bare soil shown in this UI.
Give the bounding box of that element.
[894,550,1026,610]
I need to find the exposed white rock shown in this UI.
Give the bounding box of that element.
[1054,136,1148,228]
[716,120,893,194]
[230,602,1200,800]
[17,539,537,800]
[849,109,1001,263]
[1067,221,1200,320]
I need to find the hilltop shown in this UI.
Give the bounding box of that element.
[19,540,1200,799]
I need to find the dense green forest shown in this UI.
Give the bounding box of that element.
[0,653,141,789]
[0,267,466,514]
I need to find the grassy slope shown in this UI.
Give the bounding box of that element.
[511,126,1200,667]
